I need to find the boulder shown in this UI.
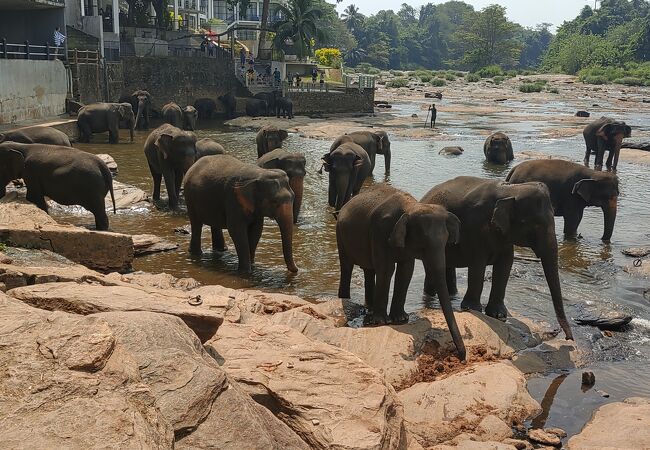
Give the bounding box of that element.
[0,201,133,272]
[622,247,650,258]
[397,361,541,446]
[104,271,200,291]
[109,181,150,210]
[432,441,517,450]
[206,321,407,450]
[439,146,464,155]
[0,294,174,448]
[96,153,118,174]
[132,234,179,256]
[567,397,650,449]
[625,259,650,278]
[7,282,223,343]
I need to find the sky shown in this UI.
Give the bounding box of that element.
[334,0,598,29]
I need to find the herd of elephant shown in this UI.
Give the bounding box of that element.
[0,102,632,361]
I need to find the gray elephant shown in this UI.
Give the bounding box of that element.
[143,124,197,209]
[421,177,573,340]
[275,96,294,119]
[77,102,135,144]
[257,149,306,223]
[506,159,619,242]
[196,138,225,158]
[322,142,371,211]
[484,132,514,164]
[254,92,277,116]
[439,146,464,156]
[583,117,631,171]
[194,97,217,119]
[337,183,466,360]
[182,106,198,131]
[0,142,115,230]
[256,125,289,158]
[246,98,268,117]
[184,154,298,273]
[0,126,71,147]
[330,130,391,174]
[120,90,152,130]
[217,93,236,119]
[162,103,199,131]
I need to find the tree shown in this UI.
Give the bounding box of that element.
[342,4,364,34]
[258,0,270,53]
[272,0,327,59]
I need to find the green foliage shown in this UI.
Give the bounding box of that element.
[272,0,327,59]
[445,73,457,81]
[548,87,560,94]
[493,75,505,84]
[465,73,480,82]
[315,48,342,68]
[582,75,609,85]
[430,78,446,86]
[519,82,544,93]
[387,78,409,88]
[390,70,405,76]
[0,243,6,252]
[477,65,504,78]
[419,75,432,82]
[614,77,645,86]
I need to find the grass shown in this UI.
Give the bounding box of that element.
[581,75,609,85]
[548,87,560,94]
[614,77,645,86]
[519,82,544,93]
[0,243,7,252]
[493,75,505,85]
[465,73,480,83]
[445,73,457,81]
[419,75,432,82]
[431,78,446,87]
[387,78,409,88]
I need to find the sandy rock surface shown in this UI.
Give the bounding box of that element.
[108,181,150,209]
[96,153,118,173]
[132,233,179,256]
[567,397,650,449]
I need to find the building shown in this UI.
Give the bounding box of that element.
[0,0,66,48]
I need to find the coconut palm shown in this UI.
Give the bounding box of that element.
[272,0,327,59]
[341,4,364,33]
[344,47,366,66]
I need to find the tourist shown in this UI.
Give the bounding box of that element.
[239,48,246,67]
[53,26,66,60]
[247,67,255,86]
[319,72,325,90]
[296,74,302,90]
[273,68,281,87]
[208,40,215,57]
[311,67,318,85]
[248,51,254,66]
[428,104,437,128]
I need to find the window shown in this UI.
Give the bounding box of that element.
[237,30,258,40]
[213,0,229,20]
[245,2,257,20]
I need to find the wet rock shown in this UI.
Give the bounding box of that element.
[575,111,590,117]
[104,271,200,291]
[494,98,509,102]
[432,441,517,450]
[575,311,633,331]
[425,92,443,99]
[377,103,393,109]
[174,224,192,234]
[7,282,223,343]
[622,140,650,152]
[596,389,610,398]
[502,438,534,450]
[515,151,572,161]
[0,294,175,448]
[397,361,541,446]
[622,247,650,257]
[545,427,567,438]
[512,338,579,374]
[96,153,118,174]
[205,321,406,450]
[567,397,650,449]
[581,371,596,387]
[0,201,133,272]
[527,428,561,446]
[109,181,150,210]
[439,146,464,155]
[132,234,179,256]
[624,258,650,278]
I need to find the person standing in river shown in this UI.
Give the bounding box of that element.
[429,104,437,128]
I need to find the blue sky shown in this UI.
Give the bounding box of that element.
[334,0,597,29]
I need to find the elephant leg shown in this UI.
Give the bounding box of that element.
[605,150,615,170]
[583,145,591,165]
[594,142,606,170]
[365,263,395,326]
[162,170,178,209]
[211,227,227,252]
[485,252,514,320]
[228,220,252,272]
[87,198,109,231]
[108,125,118,144]
[460,263,486,312]
[369,154,376,174]
[78,123,91,143]
[174,170,183,197]
[24,181,48,212]
[389,259,414,324]
[424,272,437,297]
[188,206,204,255]
[363,268,375,312]
[247,217,264,263]
[149,165,162,202]
[337,242,354,299]
[563,209,583,239]
[446,267,458,295]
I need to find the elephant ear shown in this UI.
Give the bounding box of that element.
[2,149,26,179]
[624,125,632,138]
[353,155,364,169]
[233,179,255,217]
[445,212,461,245]
[596,123,613,140]
[154,133,174,159]
[491,197,515,234]
[572,178,597,202]
[389,213,409,248]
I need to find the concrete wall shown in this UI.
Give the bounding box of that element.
[0,60,68,124]
[286,88,375,116]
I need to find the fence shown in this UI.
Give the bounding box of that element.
[119,40,231,59]
[0,39,65,60]
[68,48,100,64]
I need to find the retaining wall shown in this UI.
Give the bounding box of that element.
[286,88,374,115]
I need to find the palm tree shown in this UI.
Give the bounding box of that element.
[272,0,326,59]
[341,4,364,33]
[344,47,366,66]
[258,0,270,54]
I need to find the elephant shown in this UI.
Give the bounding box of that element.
[336,183,466,360]
[506,159,619,242]
[421,176,573,340]
[257,149,306,223]
[254,92,277,116]
[322,142,372,211]
[0,142,116,230]
[583,117,632,171]
[182,106,198,131]
[162,102,183,128]
[217,93,236,119]
[275,96,294,119]
[143,123,197,210]
[246,98,268,117]
[196,138,225,158]
[184,154,298,273]
[439,146,464,156]
[0,126,71,147]
[330,131,391,175]
[120,90,152,130]
[77,102,135,144]
[256,125,289,158]
[484,132,514,165]
[194,97,217,120]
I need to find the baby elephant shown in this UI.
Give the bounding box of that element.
[256,125,288,158]
[337,183,466,360]
[162,103,198,131]
[196,138,225,158]
[507,159,619,242]
[0,142,115,230]
[484,132,514,164]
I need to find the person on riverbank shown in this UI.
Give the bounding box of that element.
[429,104,437,128]
[273,68,281,87]
[319,71,325,91]
[53,27,66,60]
[239,48,246,67]
[311,67,318,85]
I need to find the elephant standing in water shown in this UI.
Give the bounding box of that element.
[77,102,135,144]
[322,142,371,211]
[257,149,306,223]
[143,124,197,209]
[337,184,466,360]
[583,117,631,171]
[421,176,573,340]
[256,125,288,158]
[217,93,236,119]
[194,98,217,119]
[196,138,225,158]
[484,132,514,164]
[184,154,298,273]
[330,130,391,174]
[162,103,199,131]
[506,159,619,242]
[0,126,71,147]
[120,90,152,130]
[0,142,115,230]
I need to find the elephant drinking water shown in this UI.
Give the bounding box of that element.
[322,142,371,211]
[330,130,391,174]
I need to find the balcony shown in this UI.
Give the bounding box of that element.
[0,0,64,9]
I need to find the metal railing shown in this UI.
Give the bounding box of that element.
[0,38,64,60]
[119,40,231,59]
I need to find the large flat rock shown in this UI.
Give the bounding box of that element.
[206,321,407,450]
[567,397,650,449]
[0,201,133,272]
[8,282,223,343]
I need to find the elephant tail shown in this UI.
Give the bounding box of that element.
[101,162,116,214]
[505,168,514,182]
[109,179,116,214]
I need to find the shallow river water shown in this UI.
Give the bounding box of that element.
[64,99,650,434]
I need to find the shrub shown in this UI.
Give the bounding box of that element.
[315,48,342,68]
[445,73,456,81]
[614,77,645,86]
[419,75,432,82]
[387,78,409,88]
[391,70,404,77]
[548,87,559,94]
[0,243,6,252]
[477,65,504,78]
[519,83,544,93]
[454,71,465,77]
[505,70,518,77]
[435,71,447,78]
[581,75,609,85]
[367,67,381,75]
[493,76,505,84]
[465,73,480,82]
[430,78,446,87]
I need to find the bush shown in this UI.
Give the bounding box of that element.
[465,73,480,82]
[505,70,518,77]
[387,78,409,88]
[454,71,465,77]
[390,70,404,77]
[519,83,544,93]
[445,73,456,81]
[614,77,645,86]
[419,75,432,82]
[435,71,447,78]
[430,78,446,87]
[0,243,6,252]
[581,75,609,85]
[477,65,504,78]
[315,48,342,68]
[493,76,505,84]
[367,67,381,75]
[548,87,560,94]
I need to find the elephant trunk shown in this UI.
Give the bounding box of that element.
[275,202,298,273]
[384,147,391,174]
[289,176,304,224]
[601,197,617,242]
[135,101,144,129]
[423,253,466,361]
[335,172,351,211]
[538,235,574,340]
[128,118,135,142]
